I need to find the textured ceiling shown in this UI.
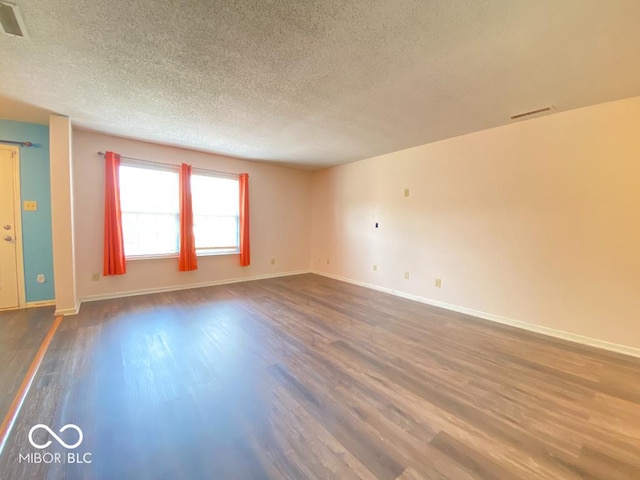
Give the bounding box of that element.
[1,1,640,169]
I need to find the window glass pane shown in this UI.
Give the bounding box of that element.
[119,165,179,256]
[192,176,239,216]
[120,165,179,214]
[191,175,239,250]
[194,216,238,249]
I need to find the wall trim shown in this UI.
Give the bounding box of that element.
[25,300,56,308]
[0,300,55,312]
[54,298,81,316]
[80,270,311,305]
[312,270,640,359]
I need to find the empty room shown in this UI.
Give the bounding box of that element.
[1,1,639,479]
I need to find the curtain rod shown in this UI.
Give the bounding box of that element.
[1,140,33,147]
[96,151,239,177]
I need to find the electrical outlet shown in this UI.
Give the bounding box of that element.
[270,258,275,265]
[404,271,410,280]
[92,273,100,282]
[373,264,377,271]
[24,200,38,211]
[435,278,442,288]
[326,258,330,265]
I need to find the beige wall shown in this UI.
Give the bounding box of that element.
[73,130,311,299]
[49,115,77,314]
[311,96,640,350]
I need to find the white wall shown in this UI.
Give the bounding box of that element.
[73,130,311,300]
[311,96,640,351]
[50,115,77,313]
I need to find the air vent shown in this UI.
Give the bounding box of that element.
[0,1,28,38]
[510,106,552,120]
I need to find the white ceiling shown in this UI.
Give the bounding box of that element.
[2,0,639,169]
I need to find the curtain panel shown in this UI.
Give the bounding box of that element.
[179,163,198,271]
[103,151,127,276]
[239,173,250,266]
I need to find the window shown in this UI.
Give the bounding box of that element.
[120,164,179,257]
[119,163,239,258]
[192,174,240,254]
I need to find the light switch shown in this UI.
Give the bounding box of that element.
[24,200,38,211]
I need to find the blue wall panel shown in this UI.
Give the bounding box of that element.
[0,119,55,302]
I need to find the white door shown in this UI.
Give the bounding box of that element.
[0,146,21,309]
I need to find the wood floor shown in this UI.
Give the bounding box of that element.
[0,306,56,420]
[0,274,639,479]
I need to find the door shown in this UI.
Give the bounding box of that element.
[0,146,21,309]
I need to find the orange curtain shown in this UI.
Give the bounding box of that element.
[179,163,198,271]
[103,151,126,276]
[239,173,250,266]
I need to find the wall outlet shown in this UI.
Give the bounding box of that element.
[91,273,100,282]
[435,278,442,288]
[36,274,45,284]
[24,200,38,211]
[404,271,410,280]
[373,264,377,271]
[270,258,276,265]
[326,258,330,265]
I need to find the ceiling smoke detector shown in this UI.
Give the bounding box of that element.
[510,106,553,120]
[0,1,28,38]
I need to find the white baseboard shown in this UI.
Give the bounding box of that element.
[0,300,56,312]
[55,298,81,316]
[81,270,311,304]
[26,300,56,308]
[312,270,640,359]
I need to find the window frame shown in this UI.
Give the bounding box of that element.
[118,161,240,261]
[119,161,180,260]
[191,170,241,256]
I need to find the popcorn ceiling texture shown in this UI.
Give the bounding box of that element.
[2,0,640,168]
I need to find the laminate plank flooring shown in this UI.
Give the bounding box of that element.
[0,306,55,421]
[0,274,638,479]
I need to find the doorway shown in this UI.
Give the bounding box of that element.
[0,145,25,309]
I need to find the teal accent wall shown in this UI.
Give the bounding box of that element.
[0,119,55,302]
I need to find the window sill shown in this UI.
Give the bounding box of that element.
[126,250,239,261]
[197,249,240,257]
[126,253,178,261]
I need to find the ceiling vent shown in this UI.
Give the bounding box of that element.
[510,106,552,120]
[0,1,28,38]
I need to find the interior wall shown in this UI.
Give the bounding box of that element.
[73,130,312,300]
[50,115,77,313]
[311,96,640,350]
[0,119,54,303]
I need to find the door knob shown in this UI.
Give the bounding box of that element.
[3,225,11,230]
[3,236,13,242]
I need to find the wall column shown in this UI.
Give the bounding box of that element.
[49,114,78,314]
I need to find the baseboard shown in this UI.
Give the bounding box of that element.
[81,270,311,304]
[0,300,56,312]
[54,298,81,316]
[312,270,640,359]
[26,300,56,308]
